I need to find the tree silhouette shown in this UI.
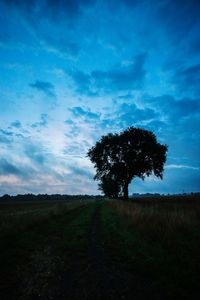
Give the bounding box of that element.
[98,174,121,198]
[88,127,167,200]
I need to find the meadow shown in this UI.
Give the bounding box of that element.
[0,195,199,299]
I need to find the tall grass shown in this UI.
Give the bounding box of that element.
[108,197,200,243]
[105,196,200,298]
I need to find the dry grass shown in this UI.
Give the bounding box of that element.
[108,196,200,241]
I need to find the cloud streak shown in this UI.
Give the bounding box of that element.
[30,80,56,97]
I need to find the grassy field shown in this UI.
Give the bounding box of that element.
[0,196,199,299]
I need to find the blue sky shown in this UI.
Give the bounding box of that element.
[0,0,199,195]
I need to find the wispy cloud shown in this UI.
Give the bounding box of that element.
[30,80,56,97]
[166,164,199,171]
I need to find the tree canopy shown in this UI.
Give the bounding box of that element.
[87,127,167,200]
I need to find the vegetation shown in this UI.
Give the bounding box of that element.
[88,127,167,200]
[0,199,96,300]
[0,195,199,299]
[101,196,200,299]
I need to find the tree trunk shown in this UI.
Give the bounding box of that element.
[123,181,129,200]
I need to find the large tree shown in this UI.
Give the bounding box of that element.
[87,127,167,200]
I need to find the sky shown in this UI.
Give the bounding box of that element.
[0,0,200,196]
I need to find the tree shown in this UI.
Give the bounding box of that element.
[87,127,167,200]
[98,173,121,198]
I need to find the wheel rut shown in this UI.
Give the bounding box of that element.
[61,202,164,300]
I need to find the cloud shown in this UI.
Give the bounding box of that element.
[0,158,35,180]
[146,95,200,119]
[173,64,200,96]
[69,53,147,94]
[0,127,26,144]
[92,53,146,91]
[23,141,48,166]
[0,158,21,176]
[165,164,199,171]
[30,80,55,97]
[0,135,11,144]
[69,107,100,120]
[0,128,15,143]
[31,114,49,128]
[67,102,159,138]
[117,103,156,127]
[68,164,93,179]
[69,70,91,94]
[10,120,21,128]
[0,129,13,136]
[0,1,82,57]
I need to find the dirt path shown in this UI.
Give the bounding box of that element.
[59,202,164,300]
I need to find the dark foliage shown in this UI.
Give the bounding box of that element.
[98,175,121,198]
[0,194,103,202]
[88,127,167,200]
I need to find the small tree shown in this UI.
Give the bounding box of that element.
[87,127,167,200]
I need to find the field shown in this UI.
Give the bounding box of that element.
[0,195,200,299]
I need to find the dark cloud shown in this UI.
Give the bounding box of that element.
[68,102,158,133]
[10,120,21,128]
[0,127,24,144]
[68,164,93,178]
[0,158,21,175]
[2,0,95,21]
[31,114,49,128]
[92,53,146,91]
[69,106,100,120]
[147,95,200,119]
[0,1,82,56]
[116,103,157,127]
[30,80,55,97]
[173,64,200,96]
[156,0,200,40]
[69,70,91,94]
[0,129,13,136]
[69,53,146,94]
[0,158,34,180]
